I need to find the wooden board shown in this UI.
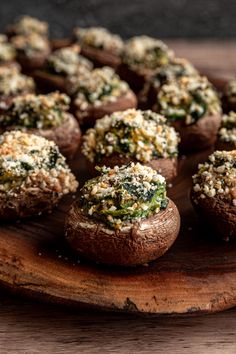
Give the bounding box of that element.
[0,74,235,315]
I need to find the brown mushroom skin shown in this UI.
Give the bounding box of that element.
[33,70,69,93]
[80,45,121,69]
[65,198,180,266]
[191,191,236,241]
[118,63,154,93]
[72,90,137,129]
[16,47,51,74]
[0,113,81,160]
[215,139,236,151]
[0,189,62,221]
[51,38,73,51]
[151,111,221,152]
[87,154,177,183]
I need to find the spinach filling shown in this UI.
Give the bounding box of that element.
[80,164,168,229]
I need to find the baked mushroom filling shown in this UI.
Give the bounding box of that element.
[7,16,48,37]
[0,92,70,129]
[0,131,78,195]
[73,27,124,55]
[0,35,16,62]
[82,109,179,163]
[46,46,92,77]
[122,36,174,70]
[0,67,35,97]
[79,163,168,229]
[224,79,236,104]
[11,33,50,58]
[71,67,130,109]
[158,76,221,125]
[218,112,236,146]
[151,58,198,89]
[192,150,236,205]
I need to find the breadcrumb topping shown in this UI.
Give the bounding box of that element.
[218,111,236,147]
[0,66,35,97]
[152,58,198,89]
[71,67,130,109]
[82,109,179,163]
[224,79,236,103]
[192,150,236,205]
[158,76,221,125]
[46,45,93,77]
[0,35,16,63]
[123,36,174,70]
[11,33,50,58]
[0,131,78,196]
[74,27,124,55]
[80,163,168,229]
[7,16,48,37]
[0,92,70,129]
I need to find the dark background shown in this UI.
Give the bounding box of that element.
[0,0,236,39]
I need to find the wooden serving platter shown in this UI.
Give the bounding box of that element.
[0,73,235,315]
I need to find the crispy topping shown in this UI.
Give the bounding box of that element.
[46,45,92,76]
[70,66,130,109]
[11,33,50,58]
[0,35,16,62]
[0,66,35,97]
[218,112,236,146]
[82,109,179,163]
[7,16,48,37]
[157,76,221,125]
[0,131,78,195]
[123,36,174,70]
[152,58,198,89]
[224,79,236,103]
[74,27,124,55]
[80,163,168,229]
[193,150,236,205]
[0,92,70,129]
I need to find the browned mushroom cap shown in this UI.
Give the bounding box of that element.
[191,191,236,241]
[171,113,222,152]
[0,188,62,221]
[81,45,122,69]
[51,38,73,51]
[65,198,180,266]
[16,49,51,73]
[33,70,69,93]
[26,113,81,160]
[88,154,177,183]
[72,90,137,129]
[118,63,154,93]
[215,140,235,151]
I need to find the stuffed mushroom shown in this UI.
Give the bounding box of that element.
[34,45,93,93]
[69,66,137,128]
[0,92,81,159]
[65,163,180,266]
[139,57,198,109]
[0,130,78,220]
[6,15,49,38]
[10,33,51,72]
[0,34,19,70]
[118,36,174,92]
[82,109,179,182]
[191,150,236,241]
[153,76,222,151]
[73,27,124,69]
[216,111,236,150]
[0,66,35,112]
[222,79,236,113]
